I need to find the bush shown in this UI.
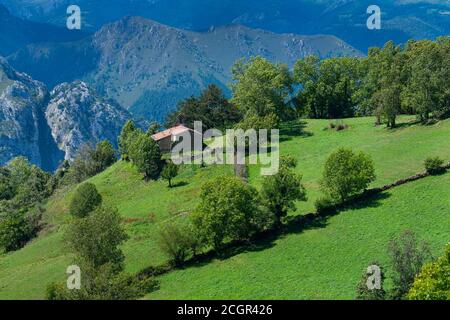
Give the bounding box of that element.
[69,183,102,218]
[157,221,200,266]
[320,148,376,202]
[192,176,268,249]
[388,230,432,299]
[0,214,31,252]
[65,206,128,271]
[424,156,445,175]
[408,244,450,300]
[260,161,307,227]
[91,140,117,173]
[161,160,179,188]
[46,263,158,300]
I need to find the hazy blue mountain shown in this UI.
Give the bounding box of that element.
[8,16,360,122]
[1,0,449,51]
[0,4,86,56]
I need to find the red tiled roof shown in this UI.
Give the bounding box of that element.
[151,125,191,141]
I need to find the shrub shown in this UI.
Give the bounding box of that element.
[0,214,31,252]
[261,162,307,227]
[157,221,200,266]
[192,176,268,249]
[424,156,445,175]
[91,140,117,173]
[46,263,158,300]
[65,206,128,271]
[320,148,376,202]
[161,160,179,188]
[388,230,432,299]
[69,183,102,218]
[408,244,450,300]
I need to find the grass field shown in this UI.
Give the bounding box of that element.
[0,116,449,299]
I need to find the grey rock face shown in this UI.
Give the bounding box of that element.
[0,57,47,167]
[1,59,132,170]
[46,81,131,161]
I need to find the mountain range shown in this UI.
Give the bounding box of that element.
[5,13,360,122]
[1,0,449,51]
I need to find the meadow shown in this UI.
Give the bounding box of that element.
[0,116,449,299]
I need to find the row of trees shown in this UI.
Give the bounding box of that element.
[166,37,448,132]
[158,148,378,267]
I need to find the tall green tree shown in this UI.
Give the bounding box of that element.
[260,156,307,227]
[166,84,241,130]
[128,132,163,180]
[192,176,268,249]
[231,56,293,126]
[118,120,137,161]
[321,148,376,202]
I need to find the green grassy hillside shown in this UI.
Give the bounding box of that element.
[1,116,449,299]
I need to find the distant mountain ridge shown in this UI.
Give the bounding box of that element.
[7,16,361,122]
[0,4,87,56]
[1,0,449,51]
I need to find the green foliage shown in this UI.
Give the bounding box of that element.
[294,56,361,119]
[1,158,51,210]
[128,132,163,180]
[147,121,161,135]
[0,214,30,253]
[65,206,128,271]
[157,220,200,266]
[192,176,268,249]
[118,120,137,161]
[355,262,387,300]
[69,183,102,218]
[166,84,241,130]
[91,140,117,173]
[46,263,158,300]
[388,230,432,299]
[66,141,117,184]
[261,157,307,226]
[321,148,376,202]
[402,39,450,122]
[161,160,179,188]
[0,167,13,201]
[231,56,292,124]
[424,156,446,175]
[408,244,450,300]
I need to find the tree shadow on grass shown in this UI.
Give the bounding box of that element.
[280,120,313,142]
[171,181,189,188]
[386,120,421,132]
